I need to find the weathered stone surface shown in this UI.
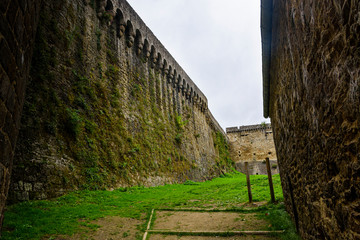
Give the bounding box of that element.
[8,0,231,204]
[235,160,279,176]
[226,124,278,175]
[265,0,360,239]
[226,124,276,162]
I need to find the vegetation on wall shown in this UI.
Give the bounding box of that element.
[12,0,234,200]
[213,131,234,170]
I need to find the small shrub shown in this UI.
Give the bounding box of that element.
[83,167,107,190]
[44,120,57,135]
[175,115,187,130]
[95,29,102,50]
[76,150,99,167]
[184,180,199,185]
[129,145,140,154]
[85,120,97,134]
[175,133,182,144]
[105,64,119,82]
[130,84,142,98]
[65,108,83,138]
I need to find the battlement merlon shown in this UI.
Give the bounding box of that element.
[104,0,208,108]
[226,123,271,133]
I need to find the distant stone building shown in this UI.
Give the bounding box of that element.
[226,124,278,175]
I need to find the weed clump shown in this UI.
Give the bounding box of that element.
[65,108,83,138]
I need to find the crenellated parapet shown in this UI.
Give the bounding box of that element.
[97,0,208,112]
[226,123,272,133]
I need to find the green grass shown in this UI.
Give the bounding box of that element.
[260,204,302,240]
[2,172,299,240]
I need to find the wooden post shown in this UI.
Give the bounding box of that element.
[266,158,276,202]
[244,162,252,203]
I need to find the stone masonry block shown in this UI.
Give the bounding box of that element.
[0,0,10,14]
[4,112,16,148]
[0,102,5,129]
[17,180,23,191]
[13,103,22,130]
[0,193,6,229]
[14,12,25,54]
[0,65,10,102]
[0,13,16,52]
[5,84,16,113]
[15,71,26,105]
[0,34,16,82]
[16,191,29,201]
[0,194,5,214]
[0,163,9,195]
[0,163,4,192]
[33,182,43,191]
[12,183,19,191]
[6,0,19,29]
[0,131,12,169]
[4,166,10,192]
[18,0,28,13]
[23,182,32,192]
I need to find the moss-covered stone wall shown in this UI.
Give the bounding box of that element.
[8,0,233,202]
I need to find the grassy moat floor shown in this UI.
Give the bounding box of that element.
[2,172,300,240]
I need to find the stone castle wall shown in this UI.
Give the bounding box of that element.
[226,124,277,162]
[8,0,231,202]
[0,0,42,230]
[0,0,232,229]
[262,0,360,239]
[235,159,279,176]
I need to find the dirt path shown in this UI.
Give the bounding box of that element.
[154,211,268,232]
[52,216,143,240]
[148,210,281,240]
[49,202,279,240]
[50,208,281,240]
[149,235,280,240]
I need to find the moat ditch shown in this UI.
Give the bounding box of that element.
[2,172,300,240]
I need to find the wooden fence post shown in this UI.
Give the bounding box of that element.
[266,158,276,202]
[244,162,252,203]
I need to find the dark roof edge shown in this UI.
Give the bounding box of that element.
[260,0,273,118]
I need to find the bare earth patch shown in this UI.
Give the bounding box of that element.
[149,235,280,240]
[153,211,269,232]
[47,209,281,240]
[52,216,142,240]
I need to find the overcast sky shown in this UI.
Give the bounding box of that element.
[126,0,270,129]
